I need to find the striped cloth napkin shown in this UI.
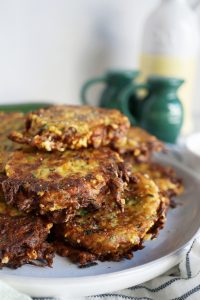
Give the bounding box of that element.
[1,238,200,300]
[88,238,200,300]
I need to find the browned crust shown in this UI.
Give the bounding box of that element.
[0,215,54,268]
[2,148,130,219]
[1,179,111,217]
[53,241,144,266]
[147,195,169,239]
[45,203,99,224]
[113,127,165,162]
[148,163,183,199]
[0,112,25,173]
[54,198,168,266]
[54,242,97,266]
[124,155,184,201]
[9,105,130,151]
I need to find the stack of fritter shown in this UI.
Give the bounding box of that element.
[0,105,183,268]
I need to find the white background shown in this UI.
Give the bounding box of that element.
[0,0,199,122]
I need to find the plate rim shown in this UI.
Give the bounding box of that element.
[0,239,194,283]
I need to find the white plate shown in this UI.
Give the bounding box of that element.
[185,132,200,173]
[1,155,200,299]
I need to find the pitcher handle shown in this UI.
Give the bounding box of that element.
[119,83,149,125]
[81,77,106,105]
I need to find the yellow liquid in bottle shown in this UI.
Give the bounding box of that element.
[140,53,197,134]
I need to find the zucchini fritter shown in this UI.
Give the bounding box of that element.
[3,147,129,221]
[9,105,130,151]
[124,155,184,199]
[0,215,54,268]
[0,112,25,172]
[0,191,54,269]
[113,127,164,162]
[54,173,166,263]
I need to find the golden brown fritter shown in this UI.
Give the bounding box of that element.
[54,173,167,263]
[3,147,129,221]
[113,127,164,162]
[0,189,54,269]
[9,105,130,151]
[0,112,25,172]
[0,215,54,268]
[124,155,184,199]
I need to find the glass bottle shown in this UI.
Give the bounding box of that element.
[140,0,199,134]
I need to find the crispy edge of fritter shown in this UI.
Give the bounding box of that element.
[0,112,25,173]
[0,182,54,269]
[125,155,184,201]
[8,105,130,151]
[147,163,184,200]
[113,127,165,162]
[53,242,97,266]
[2,148,130,217]
[0,215,54,269]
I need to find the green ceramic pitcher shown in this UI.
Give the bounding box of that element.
[120,76,184,143]
[81,70,144,125]
[140,76,184,143]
